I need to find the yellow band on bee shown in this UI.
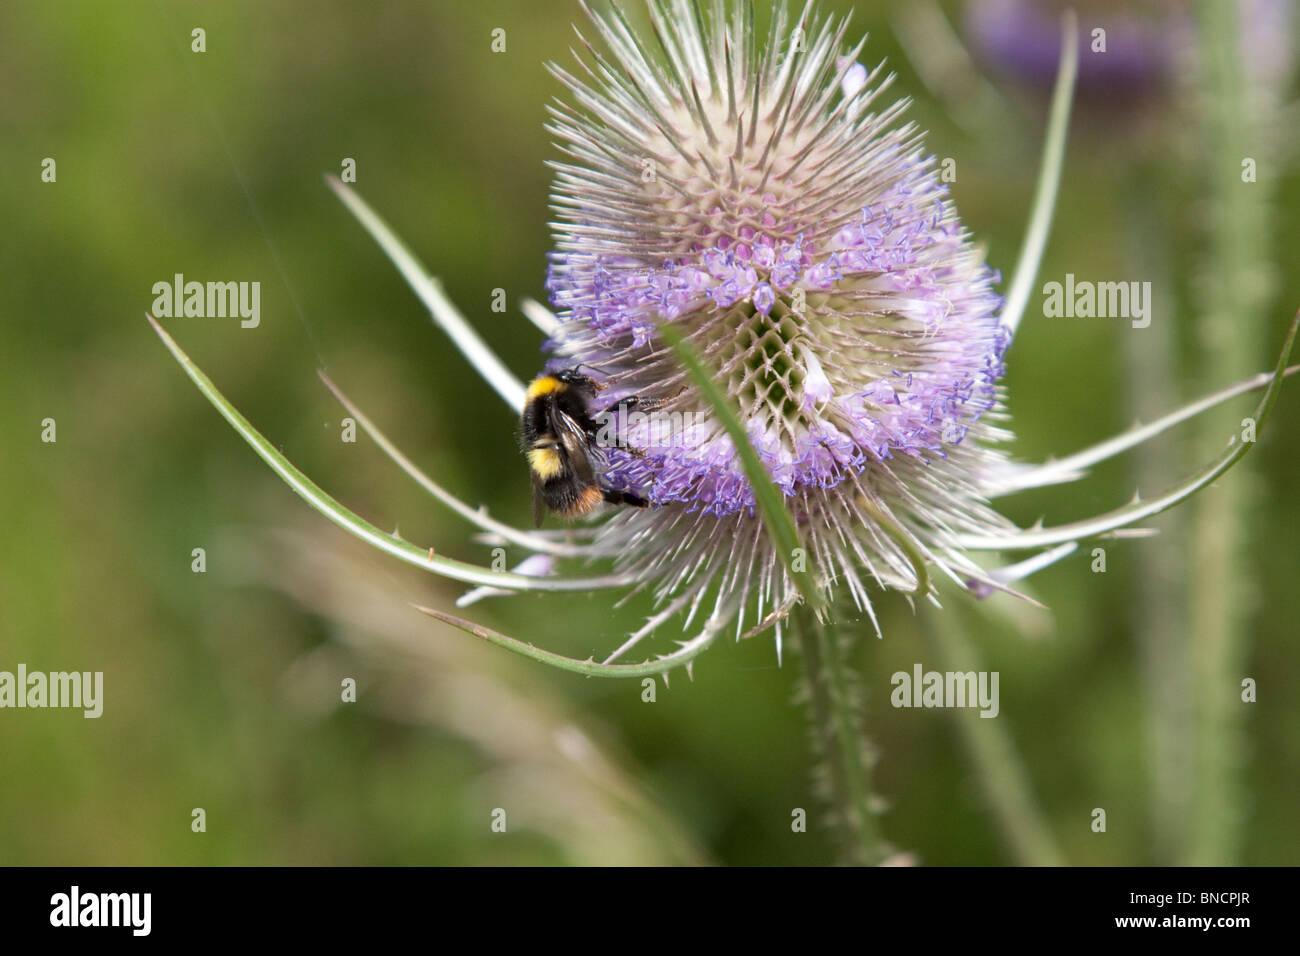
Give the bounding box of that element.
[528,446,564,480]
[526,376,564,400]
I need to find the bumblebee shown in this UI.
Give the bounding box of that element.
[520,368,650,525]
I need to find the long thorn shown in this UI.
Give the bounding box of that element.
[999,11,1078,340]
[415,603,728,677]
[325,175,526,411]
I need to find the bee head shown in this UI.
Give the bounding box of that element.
[556,366,605,394]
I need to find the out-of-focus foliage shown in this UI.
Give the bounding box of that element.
[1,0,1297,865]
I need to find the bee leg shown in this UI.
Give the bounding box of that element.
[613,388,685,413]
[602,489,648,508]
[634,385,687,409]
[616,395,666,413]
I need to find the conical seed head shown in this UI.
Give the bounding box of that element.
[543,1,1016,619]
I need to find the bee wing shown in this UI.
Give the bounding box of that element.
[531,480,547,528]
[551,407,597,486]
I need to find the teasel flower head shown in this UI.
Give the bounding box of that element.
[150,0,1297,677]
[539,0,1015,641]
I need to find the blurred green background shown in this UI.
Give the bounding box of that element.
[2,0,1297,865]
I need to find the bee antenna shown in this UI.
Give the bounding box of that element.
[572,362,614,390]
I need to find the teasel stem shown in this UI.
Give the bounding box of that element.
[793,604,885,865]
[1186,0,1273,865]
[920,604,1064,866]
[1119,175,1190,865]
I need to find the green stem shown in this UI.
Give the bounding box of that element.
[793,606,884,865]
[1120,177,1191,865]
[1186,0,1273,865]
[921,606,1065,866]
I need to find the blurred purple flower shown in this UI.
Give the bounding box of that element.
[966,0,1294,96]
